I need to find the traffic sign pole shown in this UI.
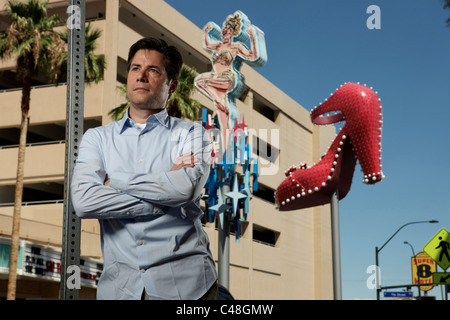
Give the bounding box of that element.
[60,0,85,300]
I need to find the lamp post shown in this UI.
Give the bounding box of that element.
[375,220,439,300]
[404,241,420,298]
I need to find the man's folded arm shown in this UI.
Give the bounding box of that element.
[71,129,155,219]
[109,125,211,207]
[72,125,212,218]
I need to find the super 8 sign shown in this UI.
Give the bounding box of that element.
[411,252,436,291]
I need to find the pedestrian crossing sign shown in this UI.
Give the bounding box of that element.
[423,228,450,271]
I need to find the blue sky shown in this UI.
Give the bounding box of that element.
[164,0,450,299]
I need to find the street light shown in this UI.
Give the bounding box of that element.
[403,241,416,257]
[375,220,439,300]
[404,241,420,298]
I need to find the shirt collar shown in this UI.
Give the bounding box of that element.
[152,108,170,127]
[119,107,170,134]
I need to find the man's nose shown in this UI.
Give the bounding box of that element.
[136,69,147,82]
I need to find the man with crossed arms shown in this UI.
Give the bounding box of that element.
[71,37,218,300]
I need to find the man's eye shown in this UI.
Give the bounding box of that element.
[148,68,160,75]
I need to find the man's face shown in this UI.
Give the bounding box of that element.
[127,49,177,114]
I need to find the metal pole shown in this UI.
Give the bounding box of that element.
[330,189,342,300]
[414,255,421,298]
[376,246,380,300]
[445,284,449,300]
[217,166,230,289]
[404,241,420,298]
[60,0,85,300]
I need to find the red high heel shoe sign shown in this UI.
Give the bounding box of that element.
[275,82,385,211]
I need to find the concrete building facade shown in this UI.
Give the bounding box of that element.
[0,0,335,299]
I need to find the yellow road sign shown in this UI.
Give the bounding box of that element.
[432,272,450,285]
[411,252,436,291]
[423,228,450,270]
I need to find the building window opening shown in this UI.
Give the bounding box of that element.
[252,183,275,204]
[0,119,101,149]
[253,93,279,123]
[0,182,64,206]
[253,224,279,246]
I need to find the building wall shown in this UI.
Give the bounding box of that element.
[0,0,335,299]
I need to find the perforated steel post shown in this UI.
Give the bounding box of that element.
[60,0,85,300]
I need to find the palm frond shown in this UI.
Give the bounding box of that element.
[0,0,64,81]
[167,65,201,120]
[108,102,129,121]
[58,22,106,84]
[444,0,450,25]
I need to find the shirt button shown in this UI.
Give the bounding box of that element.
[153,208,158,214]
[138,159,143,163]
[126,211,130,216]
[138,240,143,246]
[141,269,145,273]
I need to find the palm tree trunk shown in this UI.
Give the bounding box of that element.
[7,73,31,300]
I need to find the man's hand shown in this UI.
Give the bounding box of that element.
[170,152,198,171]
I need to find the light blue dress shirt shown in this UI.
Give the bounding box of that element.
[71,108,217,300]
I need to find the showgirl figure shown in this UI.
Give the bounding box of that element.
[195,11,267,149]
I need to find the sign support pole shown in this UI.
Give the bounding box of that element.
[60,0,85,300]
[331,189,342,300]
[217,167,230,290]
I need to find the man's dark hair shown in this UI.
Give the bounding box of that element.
[127,37,183,81]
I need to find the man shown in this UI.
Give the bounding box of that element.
[71,38,218,300]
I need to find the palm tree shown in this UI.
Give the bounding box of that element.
[0,0,64,300]
[58,22,106,84]
[108,83,129,120]
[444,0,450,26]
[109,65,201,121]
[167,65,201,120]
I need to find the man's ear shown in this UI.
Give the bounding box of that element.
[168,80,178,96]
